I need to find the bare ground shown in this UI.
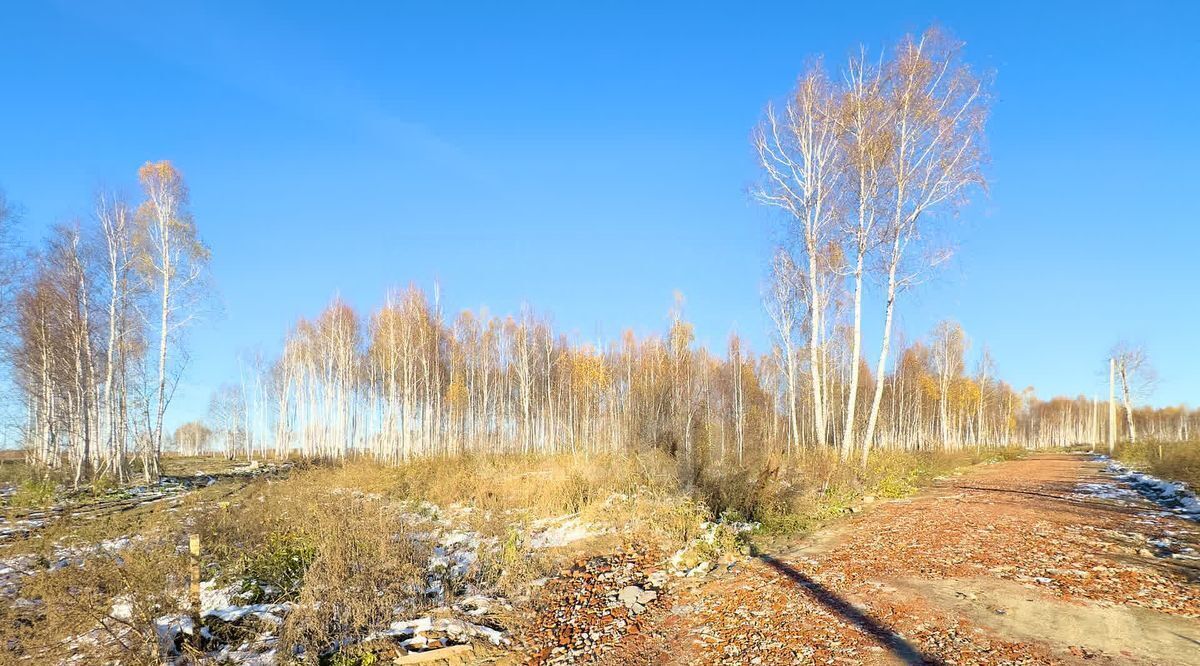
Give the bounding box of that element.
[600,453,1200,665]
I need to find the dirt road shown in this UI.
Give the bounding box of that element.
[619,453,1200,665]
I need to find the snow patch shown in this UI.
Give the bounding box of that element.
[203,602,291,623]
[529,514,603,549]
[1083,456,1200,521]
[372,615,509,649]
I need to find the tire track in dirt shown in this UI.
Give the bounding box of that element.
[615,453,1200,665]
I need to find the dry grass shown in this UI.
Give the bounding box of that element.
[275,498,430,654]
[184,450,698,657]
[1115,440,1200,488]
[318,450,681,515]
[691,446,1025,535]
[158,455,259,477]
[0,444,1027,663]
[1,537,186,665]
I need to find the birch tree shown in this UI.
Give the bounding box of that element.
[753,66,843,447]
[63,227,99,485]
[199,282,1199,468]
[174,421,212,456]
[1111,342,1155,444]
[207,383,246,459]
[135,161,210,481]
[974,345,994,445]
[861,28,989,459]
[930,320,968,446]
[14,227,103,484]
[835,48,890,457]
[96,192,139,480]
[764,250,805,454]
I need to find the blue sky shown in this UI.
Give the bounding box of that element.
[1,1,1197,430]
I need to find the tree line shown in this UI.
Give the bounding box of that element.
[3,162,209,484]
[174,289,1196,470]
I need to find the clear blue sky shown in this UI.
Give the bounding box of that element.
[1,1,1197,431]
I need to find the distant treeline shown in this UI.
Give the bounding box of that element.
[181,287,1197,467]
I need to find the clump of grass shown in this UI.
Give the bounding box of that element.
[10,477,59,508]
[280,500,429,656]
[87,474,124,499]
[474,525,554,598]
[191,468,434,656]
[238,532,317,601]
[327,649,382,666]
[377,450,681,518]
[594,491,714,554]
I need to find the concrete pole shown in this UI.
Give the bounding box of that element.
[1108,358,1117,454]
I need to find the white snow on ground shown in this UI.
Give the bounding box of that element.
[204,602,293,623]
[209,645,278,666]
[109,596,134,622]
[0,518,46,542]
[529,513,604,548]
[1077,455,1200,522]
[669,518,759,576]
[403,502,603,605]
[200,580,237,612]
[154,614,196,652]
[14,494,599,664]
[369,615,509,650]
[0,534,141,601]
[0,553,39,598]
[453,593,509,617]
[1073,482,1139,502]
[151,602,290,664]
[429,529,485,581]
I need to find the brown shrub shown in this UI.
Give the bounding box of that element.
[2,539,187,665]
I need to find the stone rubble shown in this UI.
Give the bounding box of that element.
[519,550,667,665]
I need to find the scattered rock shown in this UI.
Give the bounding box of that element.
[518,551,663,664]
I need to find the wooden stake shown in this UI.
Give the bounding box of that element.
[189,533,201,649]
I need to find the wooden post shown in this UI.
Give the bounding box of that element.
[189,533,201,649]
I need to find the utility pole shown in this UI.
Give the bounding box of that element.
[1108,358,1116,454]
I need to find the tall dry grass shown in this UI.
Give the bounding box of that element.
[691,445,1024,533]
[0,443,1025,663]
[1,539,186,665]
[1115,440,1200,489]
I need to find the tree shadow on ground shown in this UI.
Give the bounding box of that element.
[758,554,943,665]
